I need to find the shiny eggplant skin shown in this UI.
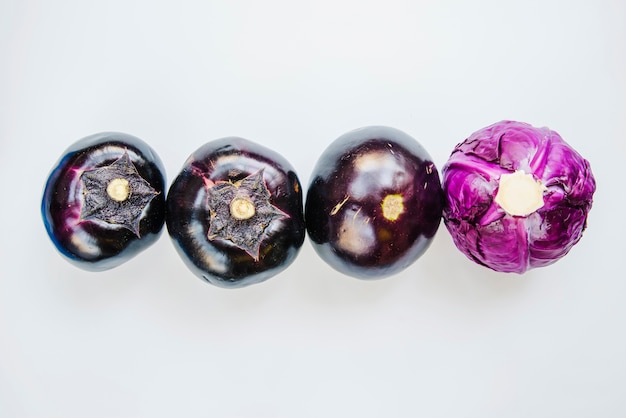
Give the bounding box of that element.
[41,132,166,271]
[166,137,305,288]
[305,126,443,279]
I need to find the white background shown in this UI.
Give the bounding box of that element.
[1,1,625,417]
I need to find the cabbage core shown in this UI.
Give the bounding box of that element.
[495,170,546,217]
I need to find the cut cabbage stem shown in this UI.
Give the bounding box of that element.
[495,170,546,217]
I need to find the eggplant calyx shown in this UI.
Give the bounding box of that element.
[206,169,288,261]
[79,151,159,237]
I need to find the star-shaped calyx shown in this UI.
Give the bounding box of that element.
[206,169,288,260]
[79,151,159,236]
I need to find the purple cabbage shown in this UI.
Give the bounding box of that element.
[442,121,596,273]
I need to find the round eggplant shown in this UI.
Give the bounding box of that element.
[305,126,443,279]
[166,137,305,288]
[41,132,166,271]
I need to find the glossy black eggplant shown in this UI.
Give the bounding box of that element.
[41,132,166,271]
[305,126,443,279]
[166,137,305,288]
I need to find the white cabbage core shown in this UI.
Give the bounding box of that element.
[495,170,546,217]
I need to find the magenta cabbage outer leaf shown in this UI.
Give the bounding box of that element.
[442,120,595,273]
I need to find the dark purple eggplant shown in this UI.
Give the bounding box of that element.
[41,132,166,271]
[166,137,305,288]
[305,126,443,279]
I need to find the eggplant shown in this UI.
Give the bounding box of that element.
[166,137,305,288]
[305,126,443,279]
[41,132,166,271]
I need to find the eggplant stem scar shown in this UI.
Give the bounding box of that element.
[107,178,130,202]
[381,194,404,221]
[230,196,256,220]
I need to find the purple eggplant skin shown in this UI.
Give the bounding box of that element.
[166,137,305,288]
[442,120,596,273]
[41,132,166,271]
[305,126,444,279]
